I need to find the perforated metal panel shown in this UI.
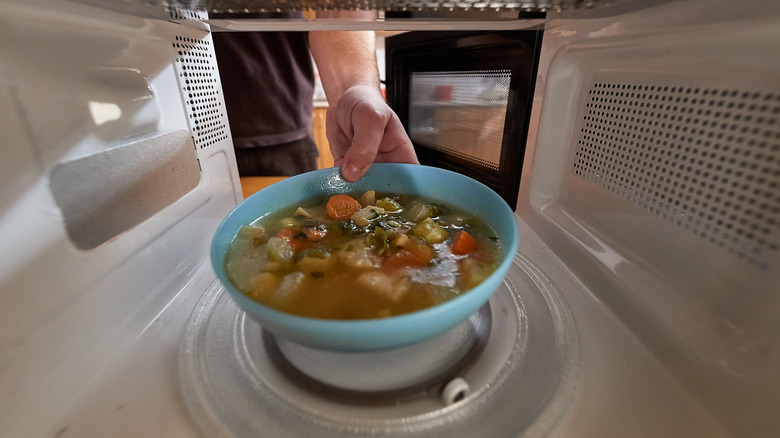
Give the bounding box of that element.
[168,6,208,21]
[173,34,229,150]
[180,0,595,13]
[573,83,780,269]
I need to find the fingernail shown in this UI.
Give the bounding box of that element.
[343,164,364,182]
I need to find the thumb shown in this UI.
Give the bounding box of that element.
[340,107,387,182]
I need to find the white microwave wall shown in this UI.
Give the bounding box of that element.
[521,5,780,435]
[0,2,242,435]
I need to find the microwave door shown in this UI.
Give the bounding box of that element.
[386,30,544,210]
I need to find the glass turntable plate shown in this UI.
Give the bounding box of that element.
[179,252,579,437]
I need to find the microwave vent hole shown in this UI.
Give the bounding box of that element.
[574,83,780,270]
[168,6,207,21]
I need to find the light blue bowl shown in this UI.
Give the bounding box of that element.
[211,163,519,352]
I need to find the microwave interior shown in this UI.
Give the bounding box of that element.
[0,0,778,437]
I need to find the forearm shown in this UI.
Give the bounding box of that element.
[308,29,417,181]
[308,31,380,106]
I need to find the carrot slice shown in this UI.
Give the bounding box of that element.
[277,227,299,240]
[277,227,311,252]
[451,230,477,255]
[326,194,362,220]
[305,227,327,241]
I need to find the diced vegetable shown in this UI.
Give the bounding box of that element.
[305,227,327,241]
[390,233,409,249]
[277,228,304,240]
[326,194,362,220]
[451,230,477,255]
[300,220,327,241]
[224,237,266,291]
[383,237,433,268]
[375,197,402,212]
[296,253,336,276]
[295,207,313,218]
[357,271,410,303]
[403,202,439,223]
[410,217,448,244]
[377,217,403,235]
[358,190,376,207]
[266,236,294,263]
[350,205,385,227]
[247,272,283,300]
[278,217,298,228]
[276,227,311,252]
[458,258,493,289]
[272,272,306,303]
[338,238,379,269]
[365,226,389,255]
[407,238,434,265]
[236,225,267,245]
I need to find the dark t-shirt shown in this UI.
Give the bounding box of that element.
[212,31,315,148]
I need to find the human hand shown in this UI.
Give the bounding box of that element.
[326,84,419,182]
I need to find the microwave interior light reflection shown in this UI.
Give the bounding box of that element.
[88,101,123,126]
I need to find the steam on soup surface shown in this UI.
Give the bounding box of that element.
[224,190,501,320]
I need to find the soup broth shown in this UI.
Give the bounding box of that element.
[224,190,501,320]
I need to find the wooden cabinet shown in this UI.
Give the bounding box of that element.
[312,106,334,169]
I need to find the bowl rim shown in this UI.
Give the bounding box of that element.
[210,163,519,351]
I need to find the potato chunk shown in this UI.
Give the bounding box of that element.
[403,202,439,223]
[458,257,494,289]
[338,239,379,269]
[357,271,411,303]
[358,190,376,207]
[295,207,313,218]
[247,271,307,303]
[410,217,448,244]
[266,236,294,263]
[274,272,306,302]
[247,272,283,300]
[296,253,337,276]
[236,225,267,245]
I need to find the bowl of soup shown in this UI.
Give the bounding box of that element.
[211,163,519,352]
